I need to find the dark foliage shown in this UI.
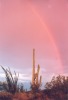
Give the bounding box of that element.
[0,92,13,100]
[1,66,19,94]
[30,83,41,93]
[45,75,68,100]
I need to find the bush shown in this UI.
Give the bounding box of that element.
[30,83,41,93]
[0,92,13,100]
[1,66,19,94]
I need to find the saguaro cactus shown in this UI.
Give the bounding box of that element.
[32,49,42,86]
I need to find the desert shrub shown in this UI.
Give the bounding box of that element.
[30,83,41,93]
[29,83,41,100]
[19,83,25,92]
[45,75,68,99]
[0,92,13,100]
[45,75,68,93]
[1,66,19,94]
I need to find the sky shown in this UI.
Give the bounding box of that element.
[0,0,68,86]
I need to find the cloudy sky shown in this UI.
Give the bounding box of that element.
[0,0,68,84]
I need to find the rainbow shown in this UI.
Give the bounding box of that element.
[28,2,63,74]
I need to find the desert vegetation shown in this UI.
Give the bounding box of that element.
[0,66,68,100]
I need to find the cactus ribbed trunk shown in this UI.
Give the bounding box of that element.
[32,49,42,85]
